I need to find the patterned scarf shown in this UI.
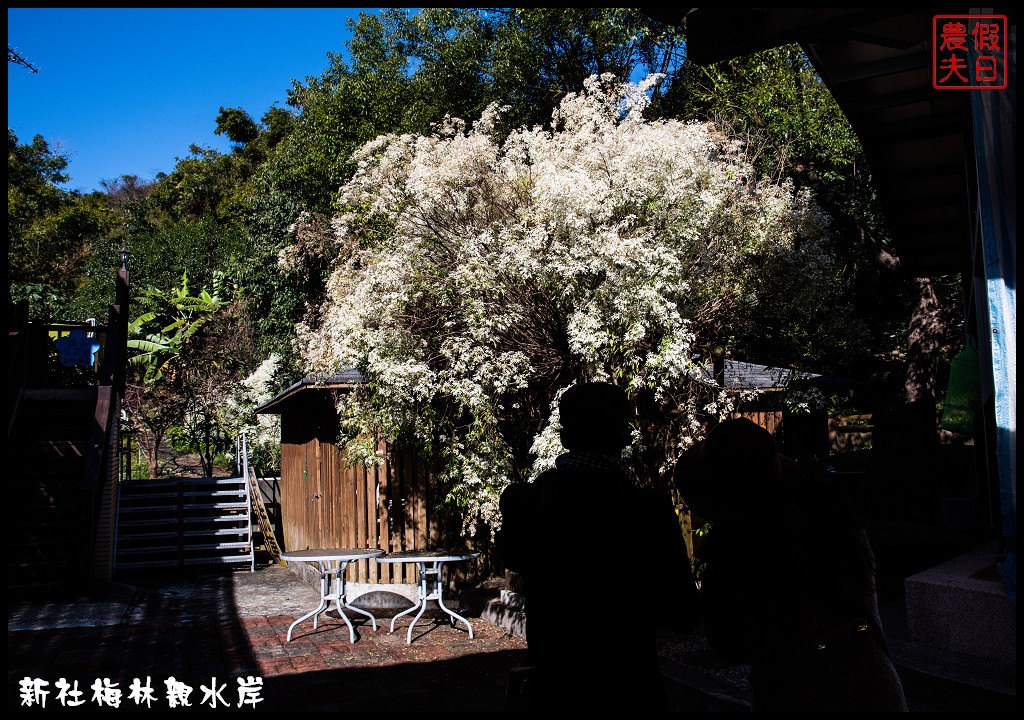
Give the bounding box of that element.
[555,451,637,488]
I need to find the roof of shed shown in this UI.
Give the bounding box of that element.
[704,359,858,390]
[254,361,854,415]
[254,368,367,415]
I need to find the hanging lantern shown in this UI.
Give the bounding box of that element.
[941,347,982,433]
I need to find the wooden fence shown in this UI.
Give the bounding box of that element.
[829,414,875,453]
[736,410,875,456]
[275,394,472,587]
[735,410,783,437]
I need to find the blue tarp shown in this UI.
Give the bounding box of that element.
[971,30,1016,607]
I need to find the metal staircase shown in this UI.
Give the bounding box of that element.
[114,475,255,570]
[113,434,283,572]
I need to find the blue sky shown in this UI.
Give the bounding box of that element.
[8,7,382,194]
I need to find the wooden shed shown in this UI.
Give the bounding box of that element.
[255,370,466,587]
[709,359,862,466]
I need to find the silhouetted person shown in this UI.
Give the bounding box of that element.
[498,381,700,712]
[675,417,908,712]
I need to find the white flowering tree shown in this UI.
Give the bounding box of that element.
[286,74,837,538]
[219,353,285,477]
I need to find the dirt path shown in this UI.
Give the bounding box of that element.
[147,440,235,478]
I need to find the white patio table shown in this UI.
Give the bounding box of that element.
[280,547,385,643]
[376,549,481,644]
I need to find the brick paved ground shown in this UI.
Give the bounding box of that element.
[9,540,1016,713]
[9,565,529,713]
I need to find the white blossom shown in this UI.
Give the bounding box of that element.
[286,75,836,539]
[784,385,828,415]
[220,353,284,473]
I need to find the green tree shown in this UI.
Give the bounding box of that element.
[232,8,686,368]
[289,77,843,536]
[648,46,917,382]
[232,15,415,365]
[125,272,254,478]
[215,106,260,145]
[481,8,684,132]
[8,130,119,319]
[144,145,239,222]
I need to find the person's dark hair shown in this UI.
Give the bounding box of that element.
[700,417,782,488]
[558,381,632,453]
[674,417,785,521]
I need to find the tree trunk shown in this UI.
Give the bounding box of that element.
[141,427,164,480]
[903,277,943,449]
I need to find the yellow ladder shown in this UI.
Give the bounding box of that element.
[247,468,284,565]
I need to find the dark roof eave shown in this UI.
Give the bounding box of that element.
[255,369,367,415]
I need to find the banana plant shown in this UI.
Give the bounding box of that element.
[127,271,227,384]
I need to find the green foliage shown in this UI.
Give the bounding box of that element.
[7,128,69,190]
[128,219,249,293]
[483,8,682,132]
[650,45,878,247]
[215,106,260,145]
[124,271,259,478]
[648,45,912,377]
[234,22,417,362]
[126,448,152,481]
[258,106,296,149]
[167,425,193,455]
[690,520,713,580]
[127,271,227,382]
[145,145,238,222]
[8,130,120,320]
